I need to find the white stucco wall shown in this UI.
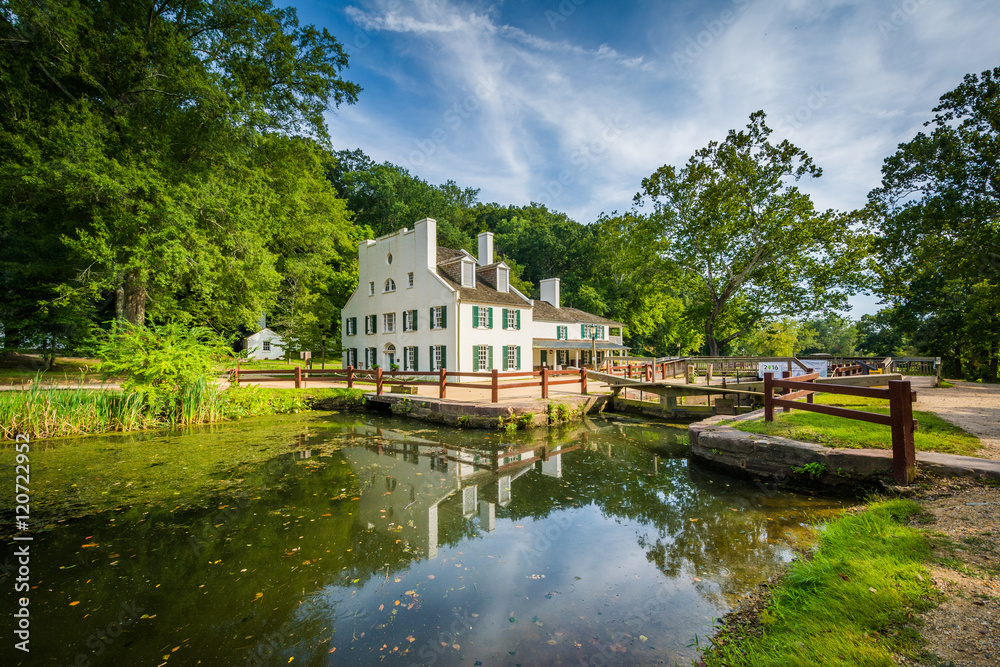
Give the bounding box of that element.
[456,303,534,374]
[341,218,460,371]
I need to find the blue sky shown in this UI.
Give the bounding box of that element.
[292,0,1000,317]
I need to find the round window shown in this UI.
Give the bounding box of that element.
[386,253,393,265]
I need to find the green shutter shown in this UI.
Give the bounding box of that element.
[581,324,586,338]
[472,305,479,327]
[441,305,447,328]
[430,307,435,329]
[516,346,521,370]
[502,308,508,330]
[488,307,493,329]
[516,310,521,329]
[502,346,508,371]
[441,345,447,370]
[472,345,479,372]
[414,347,419,371]
[488,345,493,369]
[411,309,417,331]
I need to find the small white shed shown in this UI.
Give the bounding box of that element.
[245,328,285,360]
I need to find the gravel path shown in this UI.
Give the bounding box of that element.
[910,378,1000,461]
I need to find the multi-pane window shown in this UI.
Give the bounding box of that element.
[407,272,414,288]
[403,309,417,332]
[506,309,517,329]
[477,306,490,328]
[384,278,396,293]
[507,345,517,370]
[383,312,395,333]
[431,306,447,329]
[557,350,568,366]
[478,345,489,371]
[345,317,357,336]
[556,325,568,340]
[365,314,376,335]
[431,345,443,371]
[404,346,416,371]
[368,281,375,296]
[345,348,357,368]
[262,340,271,351]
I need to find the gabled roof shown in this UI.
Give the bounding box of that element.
[435,246,529,307]
[532,300,623,327]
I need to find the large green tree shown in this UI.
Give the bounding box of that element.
[868,66,1000,380]
[635,111,863,355]
[0,0,360,349]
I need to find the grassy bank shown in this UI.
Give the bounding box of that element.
[0,385,365,441]
[732,393,980,456]
[703,498,937,667]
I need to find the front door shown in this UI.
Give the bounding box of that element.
[540,350,547,366]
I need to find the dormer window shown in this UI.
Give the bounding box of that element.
[497,266,509,292]
[461,260,475,288]
[384,278,396,293]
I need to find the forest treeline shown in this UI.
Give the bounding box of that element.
[1,1,997,380]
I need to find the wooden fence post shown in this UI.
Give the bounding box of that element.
[541,366,549,399]
[781,370,791,413]
[661,361,667,380]
[706,363,713,385]
[376,367,383,396]
[439,368,447,399]
[347,366,354,389]
[764,372,774,422]
[491,368,499,403]
[233,364,240,387]
[687,364,695,384]
[295,366,302,389]
[888,380,917,484]
[806,368,814,404]
[645,363,653,382]
[580,367,588,395]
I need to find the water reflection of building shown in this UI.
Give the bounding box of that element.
[343,426,577,558]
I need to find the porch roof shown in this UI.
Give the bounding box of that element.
[531,340,629,351]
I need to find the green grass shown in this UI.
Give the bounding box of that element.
[230,357,343,372]
[0,354,103,385]
[733,393,980,456]
[1,384,365,441]
[703,498,937,667]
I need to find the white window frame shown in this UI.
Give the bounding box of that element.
[432,306,444,330]
[384,278,396,293]
[383,312,395,333]
[461,261,475,288]
[478,345,489,371]
[262,340,271,352]
[368,281,375,296]
[407,272,414,288]
[507,345,517,371]
[478,307,489,328]
[507,309,517,330]
[432,345,442,371]
[346,318,356,336]
[405,346,415,371]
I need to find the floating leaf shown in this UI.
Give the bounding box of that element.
[69,601,80,606]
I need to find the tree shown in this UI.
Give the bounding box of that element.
[635,111,862,355]
[795,313,857,356]
[868,67,1000,379]
[0,0,361,344]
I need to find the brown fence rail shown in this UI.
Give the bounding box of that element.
[230,366,588,403]
[763,371,917,484]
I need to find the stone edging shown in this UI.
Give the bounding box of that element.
[689,410,1000,490]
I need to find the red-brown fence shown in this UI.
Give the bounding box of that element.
[763,371,917,484]
[604,359,688,382]
[230,366,587,403]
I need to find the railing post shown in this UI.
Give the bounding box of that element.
[541,366,549,399]
[706,363,713,385]
[888,380,916,484]
[781,370,791,413]
[295,366,302,389]
[580,366,588,395]
[347,366,354,389]
[491,368,499,403]
[645,363,653,382]
[439,368,447,399]
[376,367,383,396]
[806,368,814,404]
[233,364,240,387]
[687,364,695,384]
[661,361,667,380]
[764,372,774,422]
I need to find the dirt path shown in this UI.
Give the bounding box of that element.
[910,378,1000,461]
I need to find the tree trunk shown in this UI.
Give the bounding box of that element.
[705,321,720,357]
[115,285,125,323]
[123,272,147,326]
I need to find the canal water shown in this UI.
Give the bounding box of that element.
[1,412,843,666]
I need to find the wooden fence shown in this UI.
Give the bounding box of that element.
[763,371,917,484]
[230,366,588,403]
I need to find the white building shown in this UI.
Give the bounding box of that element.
[341,218,534,375]
[245,328,286,360]
[340,218,627,375]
